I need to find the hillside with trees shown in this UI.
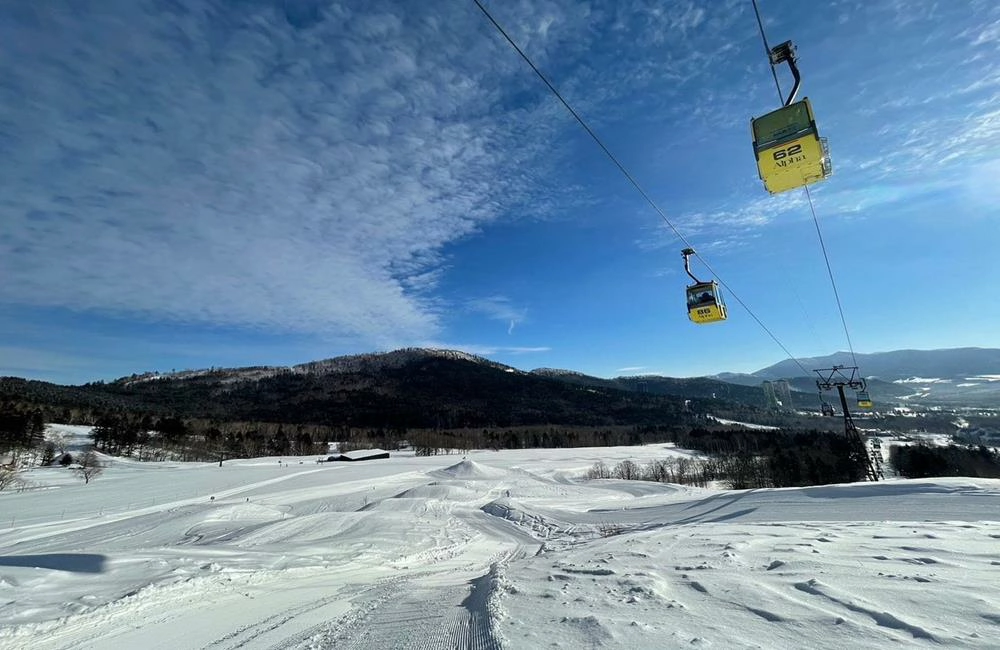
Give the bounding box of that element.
[4,349,782,430]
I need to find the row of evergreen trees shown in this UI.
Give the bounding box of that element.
[90,414,186,457]
[891,443,1000,478]
[664,428,870,488]
[86,413,328,462]
[0,404,47,463]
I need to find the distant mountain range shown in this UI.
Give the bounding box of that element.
[535,347,1000,407]
[733,348,1000,407]
[2,347,997,429]
[751,348,1000,382]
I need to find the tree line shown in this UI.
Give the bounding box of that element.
[86,413,329,463]
[1,404,48,466]
[1,403,103,489]
[891,443,1000,479]
[583,427,872,489]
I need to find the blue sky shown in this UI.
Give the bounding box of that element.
[2,0,999,385]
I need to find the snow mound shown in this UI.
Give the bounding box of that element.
[482,499,523,522]
[481,500,554,536]
[431,459,508,480]
[586,479,689,497]
[204,502,284,521]
[558,615,614,646]
[395,483,479,500]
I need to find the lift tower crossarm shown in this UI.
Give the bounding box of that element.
[814,364,866,393]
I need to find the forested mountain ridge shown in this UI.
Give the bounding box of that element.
[529,368,811,406]
[4,347,996,430]
[3,349,770,429]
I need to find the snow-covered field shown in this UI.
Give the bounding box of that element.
[2,426,1000,649]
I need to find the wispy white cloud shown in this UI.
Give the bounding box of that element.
[0,0,764,349]
[616,365,647,372]
[957,158,1000,209]
[0,0,572,345]
[636,190,804,254]
[671,0,1000,240]
[4,0,996,364]
[820,1,1000,192]
[967,18,1000,47]
[467,296,529,334]
[501,346,551,355]
[422,342,550,357]
[0,346,102,382]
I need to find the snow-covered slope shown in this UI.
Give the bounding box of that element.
[2,430,999,649]
[293,347,508,375]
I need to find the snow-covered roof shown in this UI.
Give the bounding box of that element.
[339,448,389,460]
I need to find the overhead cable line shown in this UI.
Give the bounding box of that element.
[751,0,859,369]
[751,0,784,100]
[806,185,859,364]
[472,0,811,377]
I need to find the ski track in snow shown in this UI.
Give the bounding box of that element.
[2,431,1000,649]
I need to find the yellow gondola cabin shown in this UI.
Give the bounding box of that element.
[686,281,727,324]
[751,97,831,195]
[681,249,727,324]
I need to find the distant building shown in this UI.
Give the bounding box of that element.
[326,448,390,462]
